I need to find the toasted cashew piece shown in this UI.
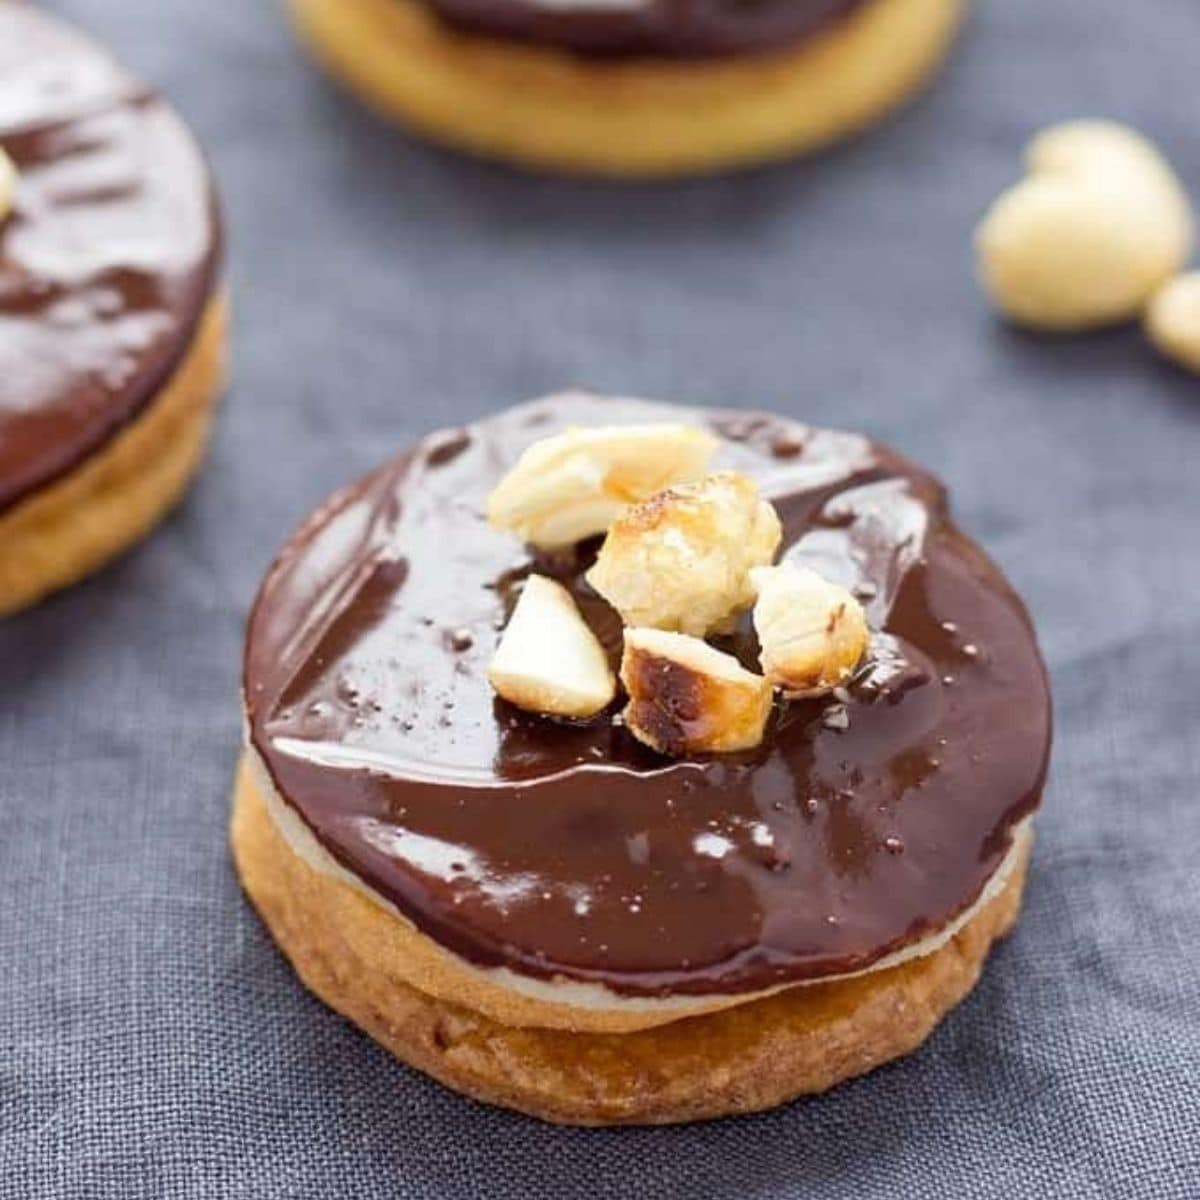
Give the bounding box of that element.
[976,121,1193,330]
[621,628,772,757]
[751,563,869,697]
[587,471,781,638]
[488,575,615,719]
[487,422,718,549]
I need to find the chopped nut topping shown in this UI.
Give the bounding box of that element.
[620,628,773,756]
[586,471,781,637]
[751,563,869,698]
[486,422,718,549]
[488,575,615,719]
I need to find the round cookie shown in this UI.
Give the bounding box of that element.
[233,394,1051,1123]
[0,6,225,616]
[233,755,1031,1125]
[287,0,965,177]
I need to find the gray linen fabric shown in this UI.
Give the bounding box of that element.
[3,0,1199,1195]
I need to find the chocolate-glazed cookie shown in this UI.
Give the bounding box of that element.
[0,5,220,513]
[0,6,224,615]
[244,395,1051,1000]
[286,0,966,177]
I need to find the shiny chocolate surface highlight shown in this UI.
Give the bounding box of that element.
[0,6,220,513]
[245,395,1051,997]
[425,0,869,59]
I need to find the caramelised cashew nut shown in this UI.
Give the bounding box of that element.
[751,563,869,697]
[976,121,1194,330]
[586,471,781,638]
[1145,272,1200,374]
[0,148,16,222]
[486,421,719,549]
[621,628,773,757]
[488,574,615,719]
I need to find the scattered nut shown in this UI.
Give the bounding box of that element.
[620,628,772,756]
[586,471,781,637]
[486,422,718,549]
[976,121,1193,330]
[488,575,615,719]
[0,148,15,222]
[1146,271,1200,374]
[751,563,869,697]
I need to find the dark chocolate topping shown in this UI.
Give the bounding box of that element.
[0,5,220,513]
[244,395,1051,998]
[425,0,869,58]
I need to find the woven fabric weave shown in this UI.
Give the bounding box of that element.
[3,0,1199,1195]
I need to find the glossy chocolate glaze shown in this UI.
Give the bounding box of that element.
[245,395,1051,998]
[426,0,869,59]
[0,6,220,513]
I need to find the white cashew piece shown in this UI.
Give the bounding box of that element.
[976,121,1194,331]
[0,147,15,222]
[1145,272,1200,375]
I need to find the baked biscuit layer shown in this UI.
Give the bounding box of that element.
[288,0,964,177]
[0,297,228,617]
[232,754,1030,1125]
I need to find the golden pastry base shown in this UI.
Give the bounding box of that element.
[288,0,965,178]
[231,754,1030,1125]
[0,296,228,617]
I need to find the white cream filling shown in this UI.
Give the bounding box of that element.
[247,744,1030,1017]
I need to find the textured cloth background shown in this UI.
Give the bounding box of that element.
[3,0,1200,1195]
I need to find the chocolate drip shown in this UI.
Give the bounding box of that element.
[0,6,220,513]
[425,0,870,59]
[245,395,1051,997]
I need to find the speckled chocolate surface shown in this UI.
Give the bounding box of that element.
[245,395,1050,996]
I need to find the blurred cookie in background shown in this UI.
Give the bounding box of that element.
[0,5,226,617]
[287,0,966,177]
